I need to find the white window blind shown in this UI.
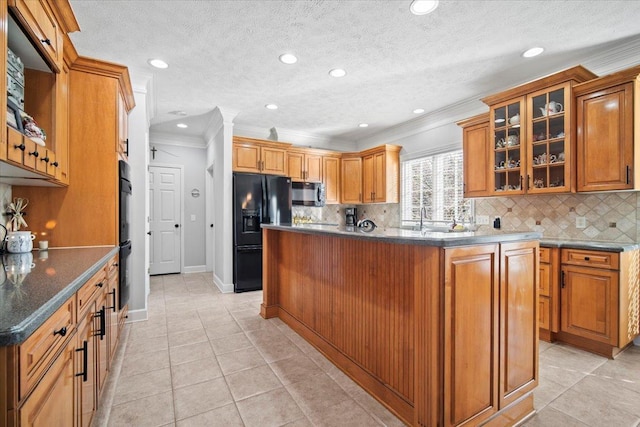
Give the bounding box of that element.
[401,150,473,224]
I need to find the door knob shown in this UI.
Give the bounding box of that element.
[210,224,214,228]
[147,231,151,235]
[174,224,179,228]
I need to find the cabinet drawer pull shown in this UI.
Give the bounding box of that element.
[75,341,88,382]
[53,326,67,337]
[94,307,106,340]
[108,289,117,312]
[584,256,590,261]
[626,165,631,185]
[561,271,566,288]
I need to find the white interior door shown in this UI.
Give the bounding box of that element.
[149,165,182,275]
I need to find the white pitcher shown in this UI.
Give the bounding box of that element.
[5,231,36,253]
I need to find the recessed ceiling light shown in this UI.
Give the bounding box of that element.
[279,53,298,64]
[410,0,439,15]
[148,58,168,69]
[176,123,188,128]
[413,108,425,114]
[522,47,544,58]
[329,68,347,78]
[169,110,187,116]
[265,104,278,110]
[358,123,369,128]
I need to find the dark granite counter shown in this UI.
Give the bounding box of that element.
[0,246,119,346]
[262,224,541,247]
[540,238,639,252]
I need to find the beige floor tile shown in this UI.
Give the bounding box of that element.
[270,353,324,385]
[108,391,174,427]
[281,417,314,427]
[204,320,243,339]
[592,358,640,394]
[173,377,234,421]
[285,372,351,415]
[112,367,172,405]
[166,318,203,334]
[236,387,305,427]
[119,348,170,377]
[237,316,280,332]
[226,364,282,400]
[522,406,589,427]
[169,340,214,366]
[549,375,640,426]
[346,384,406,427]
[217,347,267,375]
[532,376,568,410]
[168,327,208,348]
[210,332,253,355]
[251,334,303,363]
[126,334,168,356]
[175,403,244,427]
[171,356,223,389]
[306,399,380,426]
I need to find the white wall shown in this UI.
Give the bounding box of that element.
[127,75,151,322]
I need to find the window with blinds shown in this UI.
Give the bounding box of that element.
[401,150,473,225]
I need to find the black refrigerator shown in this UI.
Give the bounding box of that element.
[233,172,292,292]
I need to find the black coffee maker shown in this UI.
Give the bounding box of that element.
[345,207,357,226]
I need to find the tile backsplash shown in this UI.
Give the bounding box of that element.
[474,192,639,243]
[292,203,400,228]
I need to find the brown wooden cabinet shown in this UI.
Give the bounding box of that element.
[458,113,491,197]
[361,144,400,203]
[574,65,640,192]
[117,91,129,161]
[76,299,98,427]
[558,248,640,358]
[233,137,290,175]
[443,240,538,427]
[322,155,340,204]
[340,155,362,204]
[287,149,322,182]
[14,57,135,247]
[538,246,560,341]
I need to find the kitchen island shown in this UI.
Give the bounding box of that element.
[261,224,541,427]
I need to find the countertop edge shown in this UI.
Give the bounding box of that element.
[540,240,640,252]
[0,247,119,346]
[262,224,542,247]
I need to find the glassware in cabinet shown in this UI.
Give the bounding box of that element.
[492,100,524,193]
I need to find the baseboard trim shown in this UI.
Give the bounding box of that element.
[126,308,148,323]
[183,265,206,273]
[214,274,234,293]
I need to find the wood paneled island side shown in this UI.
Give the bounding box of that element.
[261,225,541,427]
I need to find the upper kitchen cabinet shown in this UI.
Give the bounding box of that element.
[481,66,597,195]
[322,154,340,204]
[361,144,401,204]
[287,149,322,182]
[233,136,290,176]
[458,113,491,198]
[1,0,79,186]
[573,65,640,192]
[340,154,362,204]
[14,56,135,247]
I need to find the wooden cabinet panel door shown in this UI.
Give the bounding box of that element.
[539,262,551,297]
[233,144,260,173]
[341,157,362,204]
[463,122,492,197]
[576,83,634,191]
[444,244,499,427]
[373,152,386,202]
[539,297,551,330]
[499,241,538,408]
[261,147,287,175]
[561,265,619,345]
[362,154,375,203]
[305,154,323,182]
[76,304,97,427]
[287,152,304,181]
[323,156,340,204]
[19,341,75,427]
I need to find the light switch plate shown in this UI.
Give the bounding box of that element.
[476,215,490,225]
[576,216,586,229]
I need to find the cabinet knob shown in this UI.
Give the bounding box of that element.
[14,143,25,151]
[96,281,104,288]
[28,150,39,158]
[52,161,59,167]
[53,326,67,337]
[41,156,50,163]
[41,38,52,46]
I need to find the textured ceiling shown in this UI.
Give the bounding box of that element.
[67,1,640,144]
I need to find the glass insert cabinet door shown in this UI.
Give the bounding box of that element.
[527,84,571,193]
[492,98,525,194]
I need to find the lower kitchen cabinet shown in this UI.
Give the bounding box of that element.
[538,246,560,341]
[76,300,99,427]
[443,241,538,427]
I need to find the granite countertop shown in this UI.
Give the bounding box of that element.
[539,238,640,252]
[0,246,119,346]
[262,224,542,247]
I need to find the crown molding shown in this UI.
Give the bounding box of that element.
[234,123,356,151]
[150,132,206,149]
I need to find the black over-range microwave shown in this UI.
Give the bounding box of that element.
[292,181,326,207]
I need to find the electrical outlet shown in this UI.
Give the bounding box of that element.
[476,215,490,225]
[576,216,586,229]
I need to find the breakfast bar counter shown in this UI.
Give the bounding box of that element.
[261,224,541,427]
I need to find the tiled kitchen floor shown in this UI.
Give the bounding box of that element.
[94,273,640,427]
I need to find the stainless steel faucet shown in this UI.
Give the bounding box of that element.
[419,206,427,230]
